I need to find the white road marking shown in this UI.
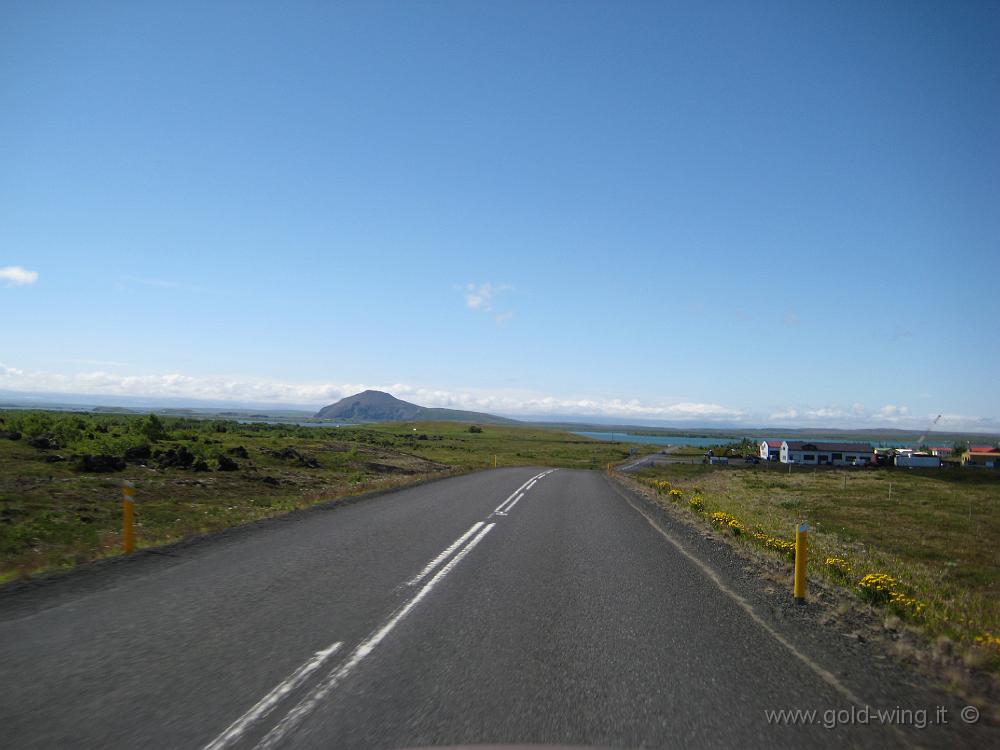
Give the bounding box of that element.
[255,523,496,749]
[492,472,545,515]
[405,522,484,586]
[203,641,343,750]
[501,492,525,514]
[494,493,523,516]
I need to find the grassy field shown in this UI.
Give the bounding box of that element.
[0,410,636,582]
[632,461,1000,666]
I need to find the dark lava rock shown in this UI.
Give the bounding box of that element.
[0,430,22,441]
[266,447,319,468]
[27,435,59,450]
[191,459,210,472]
[156,446,196,469]
[228,446,249,459]
[77,454,126,472]
[124,445,152,462]
[43,454,66,463]
[217,455,239,471]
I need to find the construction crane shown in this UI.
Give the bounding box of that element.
[915,414,941,448]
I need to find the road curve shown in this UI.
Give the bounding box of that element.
[0,468,993,749]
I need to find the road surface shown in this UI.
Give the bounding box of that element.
[0,468,992,748]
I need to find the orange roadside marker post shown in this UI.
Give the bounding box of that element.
[122,481,136,554]
[793,522,808,604]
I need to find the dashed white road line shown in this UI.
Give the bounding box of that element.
[209,470,555,748]
[492,471,546,516]
[203,641,343,750]
[405,521,484,586]
[500,493,525,515]
[254,523,497,749]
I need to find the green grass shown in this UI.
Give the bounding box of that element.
[634,462,1000,666]
[0,410,637,581]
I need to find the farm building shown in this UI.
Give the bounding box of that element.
[758,440,782,461]
[779,441,873,466]
[929,446,954,457]
[962,446,1000,468]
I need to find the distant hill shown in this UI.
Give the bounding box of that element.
[314,390,518,425]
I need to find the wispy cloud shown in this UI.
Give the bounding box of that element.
[783,310,800,327]
[460,282,513,324]
[0,266,39,286]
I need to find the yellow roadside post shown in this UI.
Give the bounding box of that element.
[793,522,808,604]
[122,481,136,554]
[493,454,497,469]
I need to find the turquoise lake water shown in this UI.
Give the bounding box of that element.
[571,432,731,447]
[572,431,912,448]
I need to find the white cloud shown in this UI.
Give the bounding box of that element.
[769,408,798,420]
[460,282,513,324]
[0,362,994,430]
[0,361,744,421]
[761,402,996,431]
[805,407,846,419]
[0,266,39,286]
[875,404,910,420]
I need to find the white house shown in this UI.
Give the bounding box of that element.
[759,440,782,461]
[780,441,873,466]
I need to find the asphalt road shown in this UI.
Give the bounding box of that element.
[0,468,993,749]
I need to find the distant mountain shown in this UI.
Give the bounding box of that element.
[314,390,518,425]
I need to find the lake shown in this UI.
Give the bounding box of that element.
[571,431,732,447]
[572,431,914,449]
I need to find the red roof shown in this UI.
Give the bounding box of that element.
[765,440,782,448]
[969,445,1000,453]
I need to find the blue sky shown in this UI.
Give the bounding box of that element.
[2,1,998,430]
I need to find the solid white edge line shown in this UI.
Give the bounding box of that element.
[405,521,484,586]
[202,641,343,750]
[610,483,867,708]
[255,523,497,750]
